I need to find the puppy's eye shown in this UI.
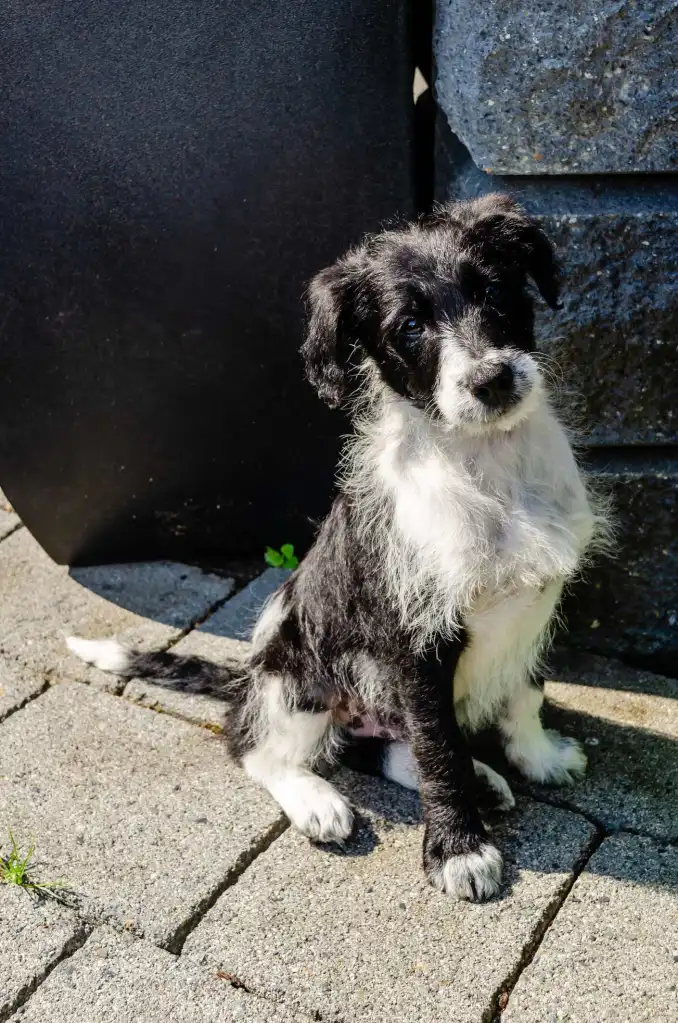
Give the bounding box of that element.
[401,316,423,340]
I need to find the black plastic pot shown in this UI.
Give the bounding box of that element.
[0,0,414,564]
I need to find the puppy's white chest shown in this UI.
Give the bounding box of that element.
[369,402,595,651]
[397,453,585,593]
[493,490,584,587]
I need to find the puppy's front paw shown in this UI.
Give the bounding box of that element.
[283,775,355,844]
[424,829,503,901]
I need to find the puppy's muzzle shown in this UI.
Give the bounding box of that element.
[468,363,518,411]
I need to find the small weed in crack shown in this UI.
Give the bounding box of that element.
[1,831,78,907]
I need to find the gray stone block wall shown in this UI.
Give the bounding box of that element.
[435,1,678,174]
[434,6,678,671]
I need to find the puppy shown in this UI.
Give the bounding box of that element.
[68,195,607,901]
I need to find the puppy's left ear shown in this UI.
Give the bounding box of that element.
[301,250,369,408]
[456,194,561,310]
[517,219,561,311]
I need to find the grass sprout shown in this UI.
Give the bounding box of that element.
[1,831,78,906]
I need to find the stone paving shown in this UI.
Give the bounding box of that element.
[1,497,677,1022]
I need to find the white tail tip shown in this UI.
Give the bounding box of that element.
[66,636,130,673]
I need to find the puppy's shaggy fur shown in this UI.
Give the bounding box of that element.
[69,195,608,901]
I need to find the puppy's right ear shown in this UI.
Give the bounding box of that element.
[302,252,368,408]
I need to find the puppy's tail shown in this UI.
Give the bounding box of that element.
[65,636,246,699]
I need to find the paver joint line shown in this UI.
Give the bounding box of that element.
[484,828,606,1023]
[168,815,290,955]
[0,918,92,1023]
[525,787,678,849]
[161,580,241,653]
[0,678,50,726]
[118,688,225,734]
[0,521,23,545]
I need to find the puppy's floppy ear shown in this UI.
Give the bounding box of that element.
[515,217,561,310]
[455,193,561,310]
[302,250,369,408]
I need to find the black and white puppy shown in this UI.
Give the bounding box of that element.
[68,195,606,901]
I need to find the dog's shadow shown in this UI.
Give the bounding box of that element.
[318,760,523,900]
[321,696,678,900]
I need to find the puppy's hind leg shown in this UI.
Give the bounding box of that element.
[342,737,515,809]
[499,680,587,785]
[241,673,354,844]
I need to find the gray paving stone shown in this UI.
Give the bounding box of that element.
[184,771,596,1023]
[0,885,88,1023]
[504,834,678,1022]
[122,569,286,727]
[0,684,284,948]
[122,678,229,732]
[196,568,289,642]
[8,927,308,1023]
[0,485,20,541]
[0,511,20,543]
[123,619,249,730]
[0,529,233,691]
[538,653,678,841]
[0,658,48,723]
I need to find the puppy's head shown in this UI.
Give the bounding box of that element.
[302,194,560,432]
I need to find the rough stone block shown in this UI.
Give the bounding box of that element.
[561,456,678,666]
[0,529,233,691]
[123,569,287,727]
[0,885,88,1023]
[504,834,678,1021]
[538,212,678,446]
[9,927,308,1023]
[536,653,678,840]
[435,1,678,174]
[185,771,596,1023]
[0,684,284,948]
[436,137,678,659]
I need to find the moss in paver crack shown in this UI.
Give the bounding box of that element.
[0,832,77,906]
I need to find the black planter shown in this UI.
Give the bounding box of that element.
[0,0,414,564]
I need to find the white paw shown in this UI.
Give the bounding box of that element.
[66,636,129,673]
[473,760,515,810]
[279,775,354,843]
[508,729,587,785]
[431,843,504,901]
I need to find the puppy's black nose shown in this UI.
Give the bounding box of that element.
[472,364,515,408]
